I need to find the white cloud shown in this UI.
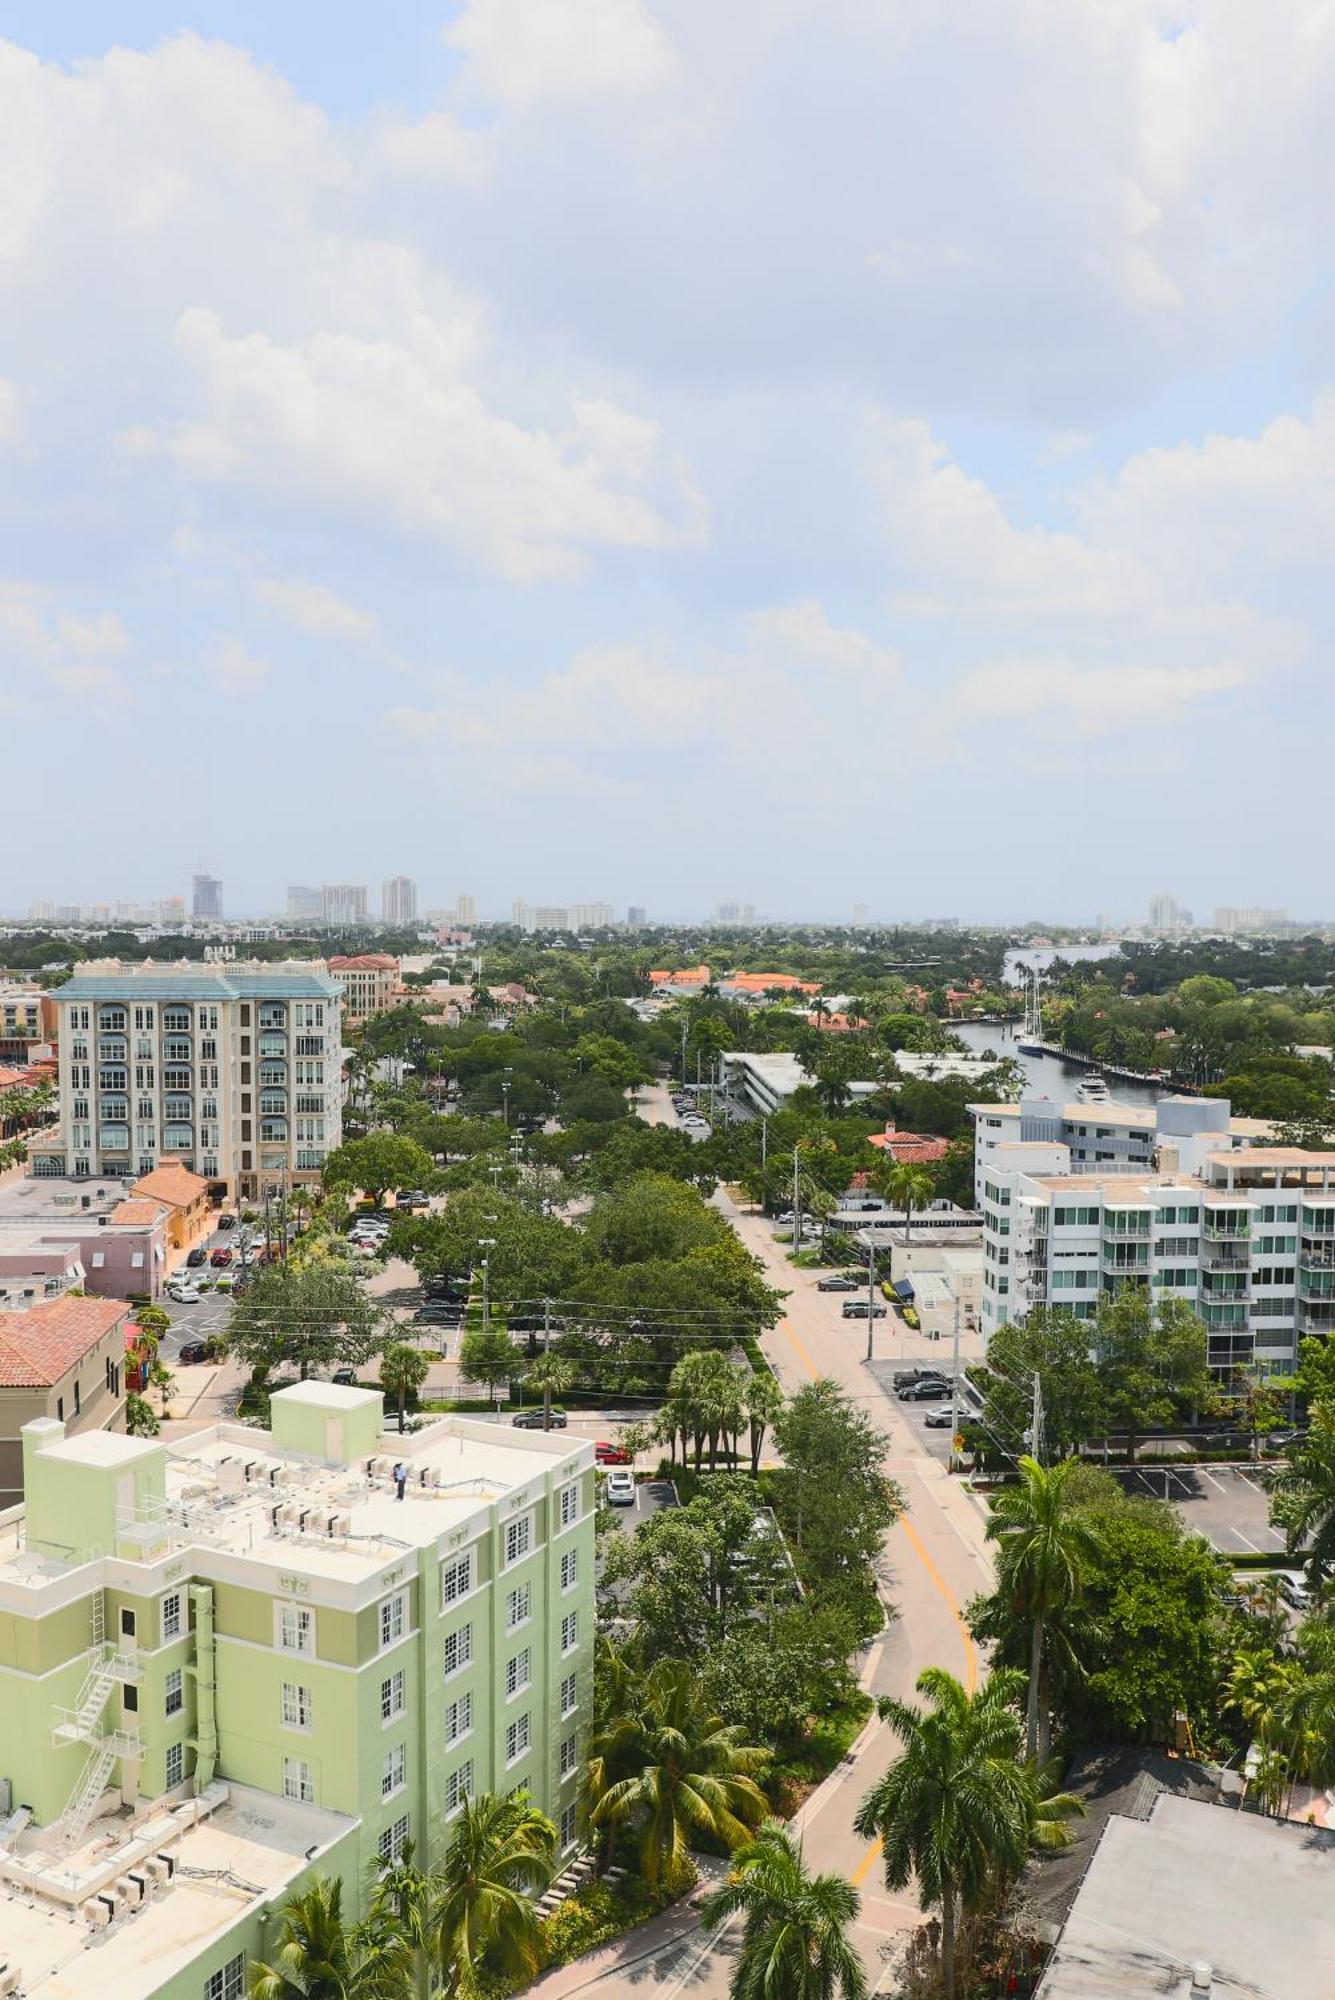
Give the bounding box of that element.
[0,583,130,701]
[254,577,376,643]
[444,0,674,107]
[0,378,20,445]
[210,640,268,692]
[375,110,492,188]
[957,655,1247,737]
[134,307,706,582]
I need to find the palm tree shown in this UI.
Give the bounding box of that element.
[1271,1412,1335,1592]
[367,1841,432,2000]
[525,1350,575,1432]
[379,1341,430,1432]
[701,1820,867,2000]
[248,1877,412,2000]
[882,1162,934,1241]
[854,1666,1079,2000]
[428,1791,556,1998]
[745,1372,785,1476]
[986,1455,1103,1761]
[588,1657,770,1889]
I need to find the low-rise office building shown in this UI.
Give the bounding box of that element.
[0,1173,172,1305]
[0,1384,594,1998]
[979,1143,1335,1376]
[969,1092,1273,1207]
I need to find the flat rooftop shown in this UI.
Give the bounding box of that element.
[1,1411,591,1600]
[1032,1175,1250,1205]
[0,1782,357,2000]
[0,1175,161,1246]
[1037,1792,1335,1999]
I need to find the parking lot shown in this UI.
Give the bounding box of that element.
[1108,1460,1288,1556]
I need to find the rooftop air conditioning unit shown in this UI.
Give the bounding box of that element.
[118,1873,145,1906]
[0,1964,21,1997]
[83,1900,112,1928]
[144,1855,172,1887]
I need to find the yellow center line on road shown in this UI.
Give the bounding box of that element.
[777,1315,819,1381]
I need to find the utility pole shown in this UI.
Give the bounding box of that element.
[866,1241,878,1363]
[948,1295,961,1469]
[543,1297,551,1356]
[680,1017,688,1091]
[760,1117,768,1178]
[792,1146,801,1249]
[1030,1370,1045,1466]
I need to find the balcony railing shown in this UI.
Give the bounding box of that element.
[1204,1220,1251,1242]
[1203,1247,1250,1271]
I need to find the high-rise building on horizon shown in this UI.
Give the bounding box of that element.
[320,884,368,925]
[286,885,323,920]
[191,871,223,920]
[381,875,418,924]
[455,893,477,925]
[1213,906,1289,934]
[626,905,647,926]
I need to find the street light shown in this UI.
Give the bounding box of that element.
[477,1236,497,1329]
[502,1069,513,1130]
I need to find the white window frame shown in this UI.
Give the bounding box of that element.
[504,1514,531,1567]
[379,1814,410,1866]
[203,1952,245,2000]
[166,1740,184,1790]
[558,1481,579,1530]
[560,1732,578,1778]
[443,1623,473,1678]
[445,1692,473,1746]
[282,1681,313,1731]
[277,1603,314,1655]
[560,1549,578,1593]
[441,1552,474,1608]
[161,1591,182,1644]
[506,1582,531,1631]
[444,1760,474,1819]
[381,1744,406,1801]
[505,1648,531,1700]
[380,1670,405,1725]
[282,1757,314,1804]
[560,1802,578,1851]
[560,1670,578,1717]
[165,1666,184,1717]
[505,1713,530,1766]
[561,1611,579,1655]
[379,1590,407,1652]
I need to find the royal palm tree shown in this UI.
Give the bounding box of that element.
[986,1455,1103,1761]
[428,1791,556,1998]
[854,1667,1080,2000]
[881,1162,934,1242]
[379,1341,430,1432]
[525,1350,575,1432]
[248,1877,412,2000]
[701,1820,867,2000]
[588,1657,769,1889]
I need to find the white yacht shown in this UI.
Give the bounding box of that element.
[1072,1073,1111,1104]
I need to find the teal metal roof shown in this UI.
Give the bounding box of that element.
[58,964,339,1001]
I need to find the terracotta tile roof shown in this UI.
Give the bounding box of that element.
[868,1123,950,1165]
[108,1199,166,1228]
[724,972,822,994]
[132,1163,209,1207]
[0,1066,27,1091]
[0,1296,129,1387]
[649,966,710,986]
[328,954,399,972]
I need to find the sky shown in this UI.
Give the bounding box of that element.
[1,0,1332,924]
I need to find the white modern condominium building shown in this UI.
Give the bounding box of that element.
[969,1091,1274,1208]
[978,1142,1335,1379]
[36,960,342,1199]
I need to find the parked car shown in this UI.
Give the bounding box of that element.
[842,1300,887,1318]
[178,1339,219,1366]
[894,1366,946,1388]
[209,1246,233,1267]
[187,1247,209,1268]
[216,1213,238,1231]
[604,1469,636,1505]
[512,1408,567,1429]
[395,1190,429,1210]
[165,1283,201,1305]
[923,1407,956,1428]
[775,1210,795,1225]
[332,1367,358,1386]
[1279,1570,1312,1611]
[898,1378,951,1401]
[594,1440,632,1464]
[416,1300,461,1324]
[817,1275,861,1292]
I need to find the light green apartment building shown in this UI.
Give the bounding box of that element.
[0,1384,594,2000]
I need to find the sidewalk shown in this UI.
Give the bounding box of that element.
[523,1863,727,2000]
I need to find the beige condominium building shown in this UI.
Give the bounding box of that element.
[0,1384,594,2000]
[327,954,400,1027]
[31,961,342,1201]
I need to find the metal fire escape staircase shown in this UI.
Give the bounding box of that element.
[51,1594,143,1846]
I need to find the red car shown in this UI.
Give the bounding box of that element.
[594,1441,631,1465]
[210,1246,234,1267]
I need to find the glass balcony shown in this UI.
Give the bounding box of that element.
[259,1004,288,1028]
[260,1093,287,1117]
[98,1069,128,1093]
[163,1125,193,1151]
[163,1038,192,1064]
[98,1008,127,1031]
[259,1033,287,1059]
[162,1010,191,1033]
[260,1120,288,1143]
[99,1127,130,1151]
[1202,1245,1250,1271]
[98,1035,127,1061]
[259,1063,287,1087]
[1204,1216,1250,1241]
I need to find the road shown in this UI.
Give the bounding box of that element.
[565,1107,997,1997]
